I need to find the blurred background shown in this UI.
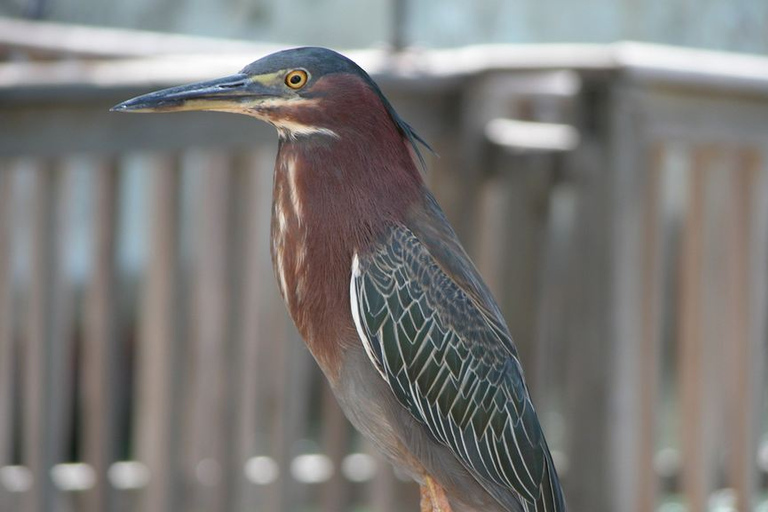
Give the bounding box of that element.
[0,1,767,511]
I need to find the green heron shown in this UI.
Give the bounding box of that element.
[113,47,566,512]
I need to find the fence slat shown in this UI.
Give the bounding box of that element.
[0,164,15,509]
[187,151,232,512]
[24,161,70,512]
[701,149,729,504]
[320,384,351,512]
[369,453,399,512]
[727,149,763,511]
[276,331,315,511]
[747,151,768,510]
[677,147,708,512]
[134,154,182,512]
[82,158,120,512]
[637,144,664,512]
[233,150,275,512]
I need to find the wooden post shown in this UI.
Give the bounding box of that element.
[563,80,647,512]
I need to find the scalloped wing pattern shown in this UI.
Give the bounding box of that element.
[350,226,565,511]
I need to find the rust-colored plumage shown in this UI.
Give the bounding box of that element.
[113,47,566,512]
[270,72,423,377]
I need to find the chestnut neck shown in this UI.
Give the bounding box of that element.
[270,95,424,379]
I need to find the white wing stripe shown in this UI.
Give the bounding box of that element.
[350,254,388,381]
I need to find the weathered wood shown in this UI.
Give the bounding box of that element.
[219,155,247,512]
[369,451,400,512]
[0,164,15,510]
[605,82,655,512]
[186,150,232,512]
[320,384,352,512]
[642,91,768,146]
[637,143,664,512]
[700,149,731,504]
[3,41,768,98]
[725,149,762,511]
[559,94,610,512]
[134,154,182,512]
[745,150,768,511]
[0,16,269,59]
[233,150,276,512]
[0,106,274,158]
[23,161,64,512]
[558,79,648,512]
[677,146,708,512]
[81,158,120,512]
[273,328,314,511]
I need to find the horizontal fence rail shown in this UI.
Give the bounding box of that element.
[1,23,767,512]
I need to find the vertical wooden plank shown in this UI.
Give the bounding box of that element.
[134,154,181,512]
[637,143,663,512]
[274,330,314,512]
[369,455,398,512]
[700,150,731,501]
[747,151,768,509]
[82,158,120,512]
[24,161,66,512]
[0,165,15,509]
[532,179,576,458]
[188,151,231,512]
[320,384,351,512]
[23,162,49,512]
[233,150,275,512]
[726,149,762,511]
[220,155,248,512]
[50,163,80,512]
[677,147,708,512]
[259,306,289,512]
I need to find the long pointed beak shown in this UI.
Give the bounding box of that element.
[111,73,271,113]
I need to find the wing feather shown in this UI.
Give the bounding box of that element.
[350,226,565,511]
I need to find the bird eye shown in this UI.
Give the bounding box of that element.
[285,70,308,89]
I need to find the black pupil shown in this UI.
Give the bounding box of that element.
[290,74,302,85]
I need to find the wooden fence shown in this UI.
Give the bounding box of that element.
[0,21,767,512]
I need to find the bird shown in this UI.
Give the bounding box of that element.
[112,47,566,512]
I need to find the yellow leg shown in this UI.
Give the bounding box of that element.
[420,485,432,512]
[420,475,453,512]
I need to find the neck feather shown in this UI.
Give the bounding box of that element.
[270,117,423,379]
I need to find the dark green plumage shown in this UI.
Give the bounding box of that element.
[352,223,565,512]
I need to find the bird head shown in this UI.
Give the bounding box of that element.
[112,47,427,156]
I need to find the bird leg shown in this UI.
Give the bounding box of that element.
[420,475,453,512]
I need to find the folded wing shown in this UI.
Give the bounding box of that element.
[350,225,565,511]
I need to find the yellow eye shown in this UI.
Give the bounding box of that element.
[285,70,308,89]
